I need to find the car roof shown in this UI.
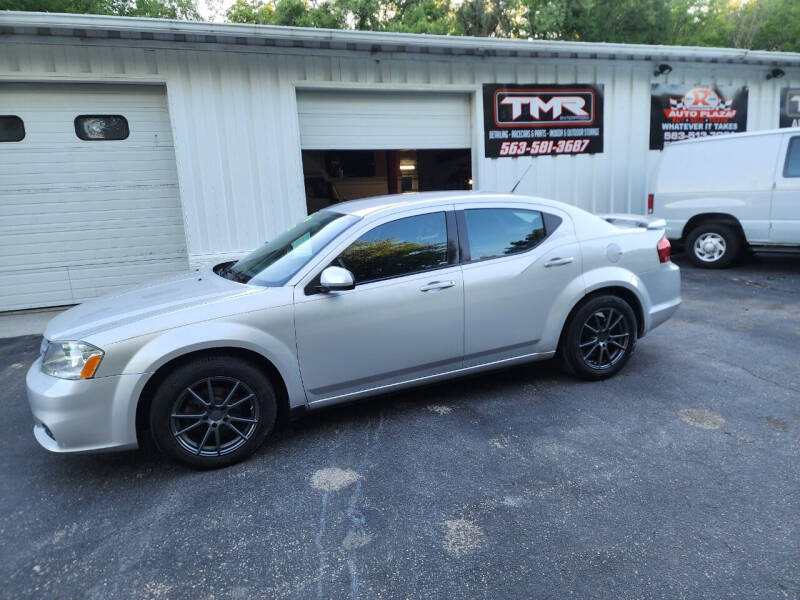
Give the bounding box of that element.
[325,191,575,218]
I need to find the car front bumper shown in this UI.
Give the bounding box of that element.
[26,358,143,454]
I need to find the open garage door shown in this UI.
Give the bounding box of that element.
[297,90,473,213]
[0,84,188,312]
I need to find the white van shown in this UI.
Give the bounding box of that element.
[650,128,800,268]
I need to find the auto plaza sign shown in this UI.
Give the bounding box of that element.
[650,84,748,150]
[483,84,604,158]
[779,88,800,128]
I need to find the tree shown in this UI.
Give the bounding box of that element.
[386,0,457,34]
[454,0,499,37]
[0,0,199,19]
[226,0,275,23]
[227,0,346,27]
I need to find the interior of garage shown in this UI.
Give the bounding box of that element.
[302,149,472,213]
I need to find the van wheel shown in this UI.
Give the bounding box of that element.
[685,223,742,269]
[559,295,637,381]
[149,356,277,469]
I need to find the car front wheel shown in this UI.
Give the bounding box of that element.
[149,355,277,469]
[560,294,637,380]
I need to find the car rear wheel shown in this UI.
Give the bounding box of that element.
[560,295,637,380]
[685,223,742,269]
[150,356,277,469]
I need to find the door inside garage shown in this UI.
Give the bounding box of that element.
[0,83,188,312]
[297,90,472,213]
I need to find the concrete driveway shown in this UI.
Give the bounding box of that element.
[1,255,798,600]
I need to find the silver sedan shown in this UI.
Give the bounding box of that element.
[27,192,681,468]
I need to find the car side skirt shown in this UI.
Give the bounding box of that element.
[305,349,556,410]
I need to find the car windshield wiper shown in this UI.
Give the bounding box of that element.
[217,262,249,283]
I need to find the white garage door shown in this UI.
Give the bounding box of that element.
[297,90,472,150]
[0,84,188,312]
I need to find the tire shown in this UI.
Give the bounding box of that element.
[149,355,277,469]
[560,295,638,381]
[685,223,742,269]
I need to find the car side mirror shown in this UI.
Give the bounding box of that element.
[318,266,355,293]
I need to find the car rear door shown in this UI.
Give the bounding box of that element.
[770,134,800,244]
[456,201,580,367]
[293,207,464,404]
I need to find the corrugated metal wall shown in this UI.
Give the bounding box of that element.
[1,35,798,268]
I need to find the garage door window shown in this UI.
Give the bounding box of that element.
[0,116,25,142]
[74,115,129,141]
[462,208,547,261]
[337,212,450,284]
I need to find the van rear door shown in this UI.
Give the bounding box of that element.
[770,133,800,244]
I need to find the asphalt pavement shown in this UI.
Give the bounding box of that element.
[1,254,798,600]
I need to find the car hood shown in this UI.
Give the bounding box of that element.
[44,267,264,342]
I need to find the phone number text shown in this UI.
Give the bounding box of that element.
[498,139,591,156]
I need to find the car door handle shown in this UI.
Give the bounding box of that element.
[544,257,574,268]
[420,280,456,292]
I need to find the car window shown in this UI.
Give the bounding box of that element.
[784,137,800,178]
[227,211,359,286]
[463,208,546,261]
[336,212,449,283]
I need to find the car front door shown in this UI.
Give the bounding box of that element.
[771,134,800,244]
[293,208,464,404]
[457,203,581,367]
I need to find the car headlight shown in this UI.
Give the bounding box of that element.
[41,341,104,380]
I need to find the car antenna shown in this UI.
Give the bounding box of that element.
[510,163,534,193]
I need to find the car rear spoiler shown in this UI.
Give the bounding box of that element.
[598,213,667,230]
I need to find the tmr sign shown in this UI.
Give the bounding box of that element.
[483,84,604,159]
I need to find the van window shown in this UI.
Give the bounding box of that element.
[784,137,800,178]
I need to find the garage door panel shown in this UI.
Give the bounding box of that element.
[0,230,188,266]
[0,189,179,215]
[1,170,179,187]
[0,83,189,311]
[297,90,471,150]
[0,219,185,243]
[0,149,178,167]
[2,206,183,229]
[67,258,190,303]
[0,269,75,312]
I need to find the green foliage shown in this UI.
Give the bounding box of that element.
[385,0,456,34]
[5,0,800,53]
[0,0,199,19]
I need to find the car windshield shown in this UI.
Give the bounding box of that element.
[223,211,358,286]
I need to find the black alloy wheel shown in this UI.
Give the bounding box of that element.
[560,294,637,380]
[170,376,260,457]
[150,356,277,469]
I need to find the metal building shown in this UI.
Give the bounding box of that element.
[1,11,799,311]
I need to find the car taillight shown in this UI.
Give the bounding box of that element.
[657,236,671,263]
[647,193,654,214]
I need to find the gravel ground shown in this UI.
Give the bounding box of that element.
[0,254,798,600]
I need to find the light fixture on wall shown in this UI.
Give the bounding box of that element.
[653,63,673,77]
[399,164,416,171]
[653,63,672,77]
[767,68,785,80]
